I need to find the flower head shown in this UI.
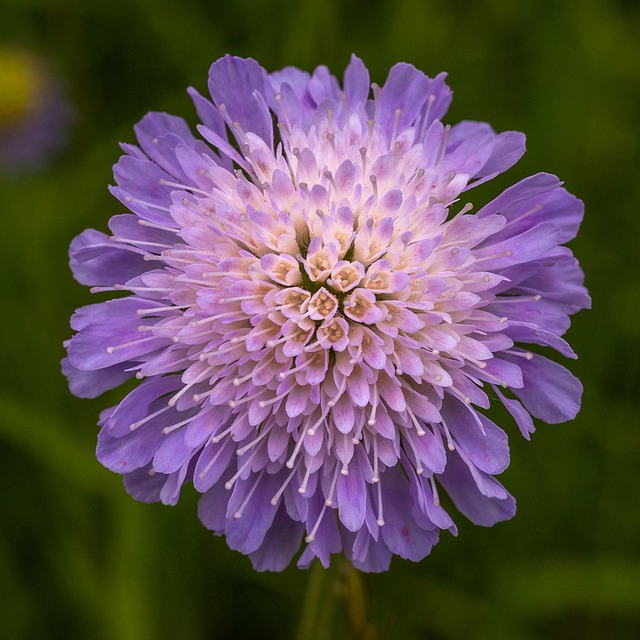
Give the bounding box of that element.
[0,47,73,174]
[64,55,589,572]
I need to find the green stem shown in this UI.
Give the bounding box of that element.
[296,561,328,640]
[340,559,377,640]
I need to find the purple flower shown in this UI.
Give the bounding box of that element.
[0,47,73,174]
[63,55,589,572]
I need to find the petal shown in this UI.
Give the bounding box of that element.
[507,353,583,423]
[62,356,133,399]
[438,450,516,526]
[380,466,439,561]
[343,54,370,112]
[67,298,169,371]
[443,397,510,474]
[337,467,367,532]
[69,229,147,287]
[478,173,584,244]
[208,55,273,147]
[249,505,305,571]
[225,473,280,554]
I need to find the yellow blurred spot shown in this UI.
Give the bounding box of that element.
[0,48,43,126]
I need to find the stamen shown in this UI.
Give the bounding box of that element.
[305,500,329,543]
[403,429,424,475]
[494,294,542,304]
[429,475,441,507]
[376,478,385,527]
[298,463,314,494]
[340,433,350,475]
[105,334,161,354]
[162,414,196,435]
[270,461,300,506]
[224,447,261,491]
[372,435,380,483]
[405,405,426,436]
[137,304,190,316]
[129,403,172,431]
[324,463,341,507]
[233,470,265,519]
[236,424,272,456]
[233,357,274,386]
[158,178,211,198]
[167,363,216,407]
[502,349,534,360]
[441,418,455,451]
[198,436,232,480]
[286,425,309,469]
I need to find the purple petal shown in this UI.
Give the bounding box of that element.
[343,55,370,111]
[62,355,134,399]
[439,451,516,526]
[336,467,367,532]
[380,466,439,561]
[123,464,166,503]
[249,505,305,571]
[67,298,169,371]
[506,353,583,423]
[225,473,280,554]
[443,397,510,474]
[208,55,273,147]
[69,229,147,287]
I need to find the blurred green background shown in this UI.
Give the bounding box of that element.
[1,0,639,638]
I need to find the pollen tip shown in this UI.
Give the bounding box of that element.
[224,481,233,490]
[372,476,379,483]
[233,512,242,519]
[232,378,241,387]
[340,468,349,476]
[367,418,376,426]
[297,487,306,494]
[307,428,316,436]
[376,518,385,527]
[447,442,455,451]
[258,401,266,408]
[106,346,114,354]
[325,499,333,507]
[305,534,315,543]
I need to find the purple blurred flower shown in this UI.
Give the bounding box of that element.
[0,47,73,174]
[63,55,589,572]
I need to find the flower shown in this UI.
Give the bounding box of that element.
[63,55,589,572]
[0,47,73,175]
